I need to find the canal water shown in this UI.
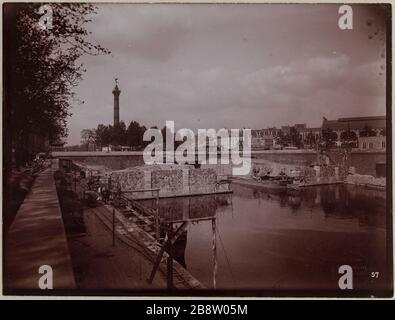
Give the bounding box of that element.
[141,184,389,293]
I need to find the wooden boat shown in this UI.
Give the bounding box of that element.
[231,177,288,194]
[232,176,305,195]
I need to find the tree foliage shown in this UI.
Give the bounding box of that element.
[80,129,97,145]
[321,128,338,150]
[127,121,147,147]
[359,125,377,137]
[289,127,302,148]
[276,127,302,148]
[340,130,357,148]
[305,131,316,148]
[4,3,109,165]
[82,121,150,150]
[111,121,127,146]
[340,130,357,141]
[95,124,112,147]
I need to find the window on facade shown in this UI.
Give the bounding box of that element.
[362,142,366,149]
[382,141,386,149]
[369,142,373,149]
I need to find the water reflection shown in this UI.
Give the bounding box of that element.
[172,231,187,268]
[237,184,386,229]
[141,195,230,268]
[140,184,387,291]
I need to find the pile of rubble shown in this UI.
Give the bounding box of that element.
[346,173,386,190]
[251,159,303,179]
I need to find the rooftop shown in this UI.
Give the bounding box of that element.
[322,115,386,131]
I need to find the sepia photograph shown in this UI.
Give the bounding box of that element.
[2,2,392,298]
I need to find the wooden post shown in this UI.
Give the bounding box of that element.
[212,218,217,289]
[167,224,173,290]
[112,207,115,246]
[148,237,167,283]
[148,222,185,284]
[155,190,160,240]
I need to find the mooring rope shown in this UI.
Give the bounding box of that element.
[216,223,236,287]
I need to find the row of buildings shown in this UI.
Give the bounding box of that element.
[251,115,387,151]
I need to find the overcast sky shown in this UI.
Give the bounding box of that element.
[67,4,387,145]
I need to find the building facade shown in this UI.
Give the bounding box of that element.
[298,127,321,147]
[322,116,386,140]
[251,127,280,149]
[358,136,386,151]
[251,115,386,150]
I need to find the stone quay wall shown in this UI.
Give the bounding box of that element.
[252,151,386,177]
[109,165,219,198]
[53,150,386,177]
[55,153,144,170]
[152,169,183,195]
[189,168,217,193]
[111,169,146,191]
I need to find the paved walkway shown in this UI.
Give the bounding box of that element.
[4,168,76,292]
